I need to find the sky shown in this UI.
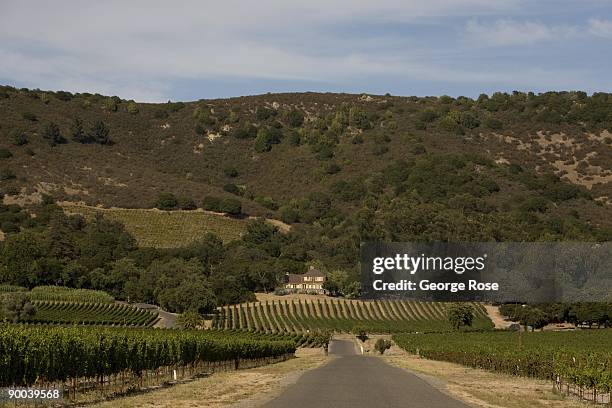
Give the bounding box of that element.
[1,0,611,102]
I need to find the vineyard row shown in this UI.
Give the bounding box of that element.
[213,299,493,333]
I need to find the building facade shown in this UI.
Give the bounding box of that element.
[284,266,326,294]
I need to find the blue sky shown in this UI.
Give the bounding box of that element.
[1,0,611,102]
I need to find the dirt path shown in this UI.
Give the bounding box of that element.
[483,304,515,329]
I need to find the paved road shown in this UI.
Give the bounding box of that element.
[263,339,469,408]
[124,302,178,328]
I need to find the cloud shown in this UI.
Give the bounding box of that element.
[0,1,609,101]
[588,19,612,38]
[465,19,577,46]
[0,0,521,100]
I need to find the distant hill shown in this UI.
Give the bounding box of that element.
[0,85,611,240]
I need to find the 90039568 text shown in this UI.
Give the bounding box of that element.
[1,388,63,401]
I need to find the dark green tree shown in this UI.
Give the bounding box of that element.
[71,118,89,143]
[90,121,112,145]
[155,192,178,210]
[447,304,475,330]
[2,293,37,323]
[41,122,66,146]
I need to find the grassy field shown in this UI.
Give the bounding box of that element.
[214,298,493,333]
[61,203,249,247]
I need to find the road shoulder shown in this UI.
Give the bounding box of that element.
[382,347,588,408]
[90,348,329,408]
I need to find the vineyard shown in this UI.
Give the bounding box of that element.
[393,330,612,403]
[0,326,298,401]
[0,286,156,326]
[212,299,493,333]
[24,301,158,326]
[28,286,115,303]
[0,285,114,303]
[61,203,249,247]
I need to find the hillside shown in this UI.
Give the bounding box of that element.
[0,87,610,229]
[0,86,611,313]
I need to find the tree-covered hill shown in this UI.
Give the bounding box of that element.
[0,86,611,304]
[0,86,610,220]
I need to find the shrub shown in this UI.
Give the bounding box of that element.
[288,130,301,146]
[1,221,19,233]
[5,186,20,196]
[447,304,474,330]
[41,122,66,146]
[10,130,28,146]
[0,149,12,159]
[349,106,370,129]
[324,162,341,174]
[419,108,439,123]
[71,118,89,143]
[193,107,215,126]
[439,111,464,134]
[223,166,238,178]
[104,98,118,112]
[0,168,15,181]
[484,117,503,130]
[351,134,364,144]
[256,107,274,121]
[278,205,300,223]
[374,339,392,355]
[231,124,257,139]
[520,197,548,213]
[90,121,112,145]
[254,129,273,152]
[286,109,304,127]
[153,109,169,119]
[194,124,206,135]
[411,144,426,155]
[21,112,37,121]
[2,293,37,322]
[54,91,73,101]
[254,196,278,210]
[223,183,242,196]
[353,326,368,342]
[177,196,197,210]
[372,145,388,156]
[219,198,242,215]
[166,101,185,112]
[314,145,334,160]
[126,101,139,114]
[177,311,202,329]
[154,192,178,210]
[202,196,221,212]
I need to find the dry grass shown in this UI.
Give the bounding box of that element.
[90,349,328,408]
[382,350,589,408]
